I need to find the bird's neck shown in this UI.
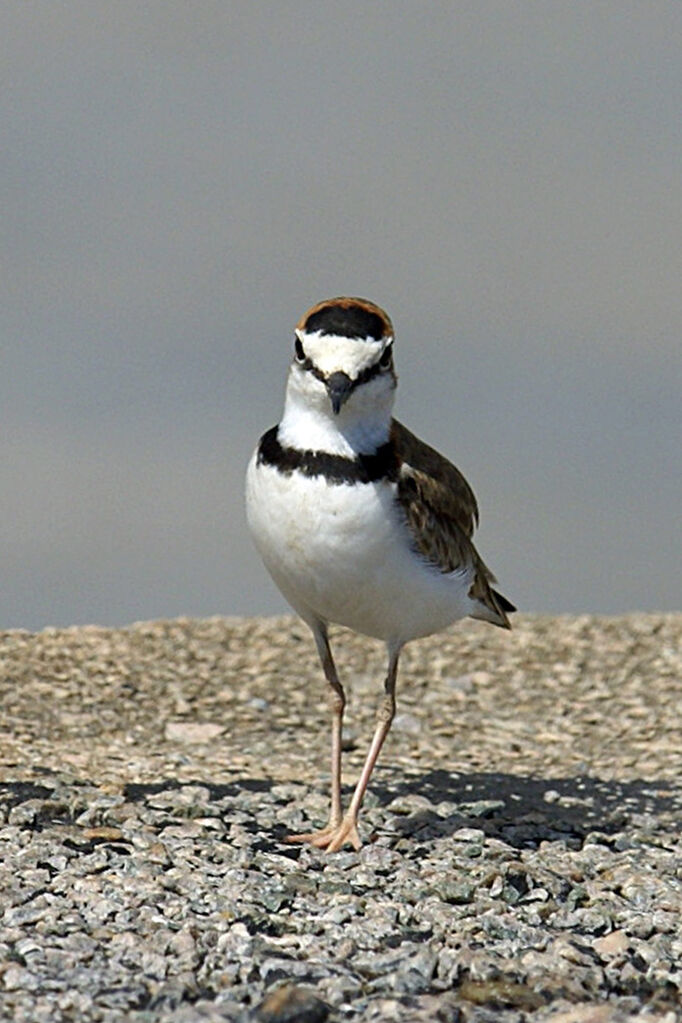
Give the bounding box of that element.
[279,389,392,458]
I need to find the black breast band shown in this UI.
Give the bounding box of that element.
[257,426,399,485]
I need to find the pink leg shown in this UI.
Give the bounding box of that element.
[325,645,400,852]
[290,642,402,853]
[287,623,346,846]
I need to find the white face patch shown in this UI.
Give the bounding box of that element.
[282,327,397,453]
[295,329,389,380]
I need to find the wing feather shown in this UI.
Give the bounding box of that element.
[391,419,514,629]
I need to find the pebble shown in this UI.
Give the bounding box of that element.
[0,612,680,1021]
[252,984,330,1022]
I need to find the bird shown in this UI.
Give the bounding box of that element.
[245,297,514,852]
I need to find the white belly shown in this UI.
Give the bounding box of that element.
[245,453,474,644]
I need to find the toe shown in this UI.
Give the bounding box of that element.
[286,816,362,852]
[286,822,340,848]
[326,817,362,853]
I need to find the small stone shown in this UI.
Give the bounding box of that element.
[433,880,476,905]
[252,983,329,1022]
[593,930,629,959]
[548,1006,615,1023]
[386,793,434,815]
[458,976,546,1011]
[258,888,290,913]
[490,874,504,897]
[140,950,168,979]
[317,880,353,896]
[392,713,421,734]
[565,885,588,909]
[164,721,224,743]
[82,826,125,842]
[652,910,679,934]
[8,803,38,826]
[144,841,172,865]
[461,799,506,818]
[444,673,476,693]
[451,827,485,843]
[524,886,550,902]
[14,937,43,958]
[3,901,48,927]
[3,965,39,991]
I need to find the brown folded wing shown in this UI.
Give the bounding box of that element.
[391,419,514,629]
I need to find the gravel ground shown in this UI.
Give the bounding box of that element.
[0,613,680,1022]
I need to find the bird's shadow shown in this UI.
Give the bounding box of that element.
[364,768,681,850]
[3,770,678,856]
[122,768,681,854]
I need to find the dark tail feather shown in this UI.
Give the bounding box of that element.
[486,587,515,630]
[469,585,516,630]
[493,590,516,615]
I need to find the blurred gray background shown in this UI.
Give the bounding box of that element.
[2,3,680,630]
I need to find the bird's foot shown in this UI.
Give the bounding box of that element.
[286,814,362,852]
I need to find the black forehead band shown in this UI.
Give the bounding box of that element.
[303,304,386,341]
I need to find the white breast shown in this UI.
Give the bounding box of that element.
[245,452,475,644]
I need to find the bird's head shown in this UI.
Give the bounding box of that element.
[287,297,397,421]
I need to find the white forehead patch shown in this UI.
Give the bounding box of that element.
[297,330,390,379]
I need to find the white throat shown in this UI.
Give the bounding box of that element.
[278,373,394,457]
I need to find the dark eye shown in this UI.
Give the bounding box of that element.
[294,337,306,363]
[379,344,393,369]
